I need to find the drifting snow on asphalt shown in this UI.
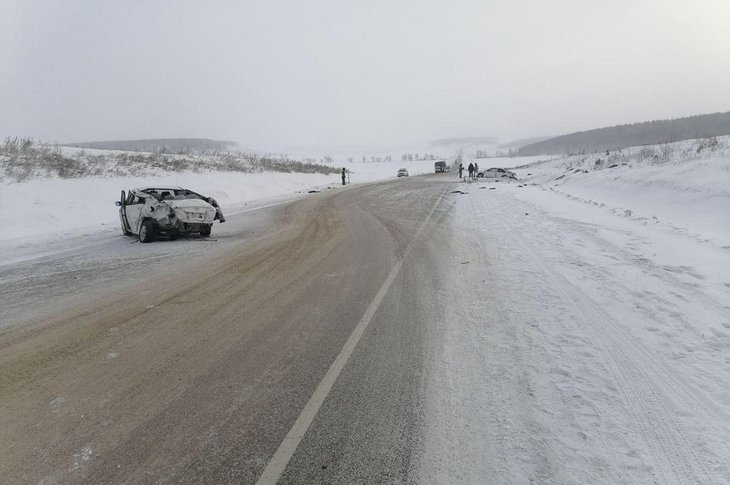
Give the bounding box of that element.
[419,180,730,484]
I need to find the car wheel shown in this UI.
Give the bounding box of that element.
[138,220,156,243]
[199,225,212,237]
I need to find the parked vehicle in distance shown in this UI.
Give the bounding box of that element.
[434,160,448,173]
[115,187,225,242]
[477,167,517,179]
[397,168,409,177]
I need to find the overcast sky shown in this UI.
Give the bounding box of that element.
[2,0,729,150]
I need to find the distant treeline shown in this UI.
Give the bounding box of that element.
[518,111,730,156]
[63,138,236,154]
[1,137,332,182]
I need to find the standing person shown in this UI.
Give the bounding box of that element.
[458,163,464,178]
[474,162,479,177]
[341,167,346,185]
[468,162,474,178]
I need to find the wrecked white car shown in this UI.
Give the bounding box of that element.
[476,167,517,179]
[115,187,225,242]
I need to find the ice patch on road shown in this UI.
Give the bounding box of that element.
[71,446,92,470]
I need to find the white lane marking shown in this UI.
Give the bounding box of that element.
[255,186,448,485]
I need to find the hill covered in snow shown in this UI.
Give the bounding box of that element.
[518,111,730,155]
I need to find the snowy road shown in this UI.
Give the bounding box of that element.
[422,180,730,484]
[1,175,728,484]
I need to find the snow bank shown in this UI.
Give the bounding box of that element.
[513,136,730,246]
[0,157,442,246]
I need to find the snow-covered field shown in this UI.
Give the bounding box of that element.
[2,136,728,482]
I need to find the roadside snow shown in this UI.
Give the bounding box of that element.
[0,158,443,249]
[420,138,730,483]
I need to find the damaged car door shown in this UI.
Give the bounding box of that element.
[124,192,146,234]
[116,190,134,236]
[116,189,146,236]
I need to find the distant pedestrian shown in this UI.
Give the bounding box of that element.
[474,162,479,177]
[341,167,346,185]
[458,163,464,178]
[468,162,474,178]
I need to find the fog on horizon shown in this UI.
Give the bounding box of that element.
[1,0,729,151]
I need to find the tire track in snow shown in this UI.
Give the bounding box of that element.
[554,218,730,424]
[510,229,717,484]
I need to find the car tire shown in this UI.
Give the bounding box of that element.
[199,225,212,237]
[138,220,155,243]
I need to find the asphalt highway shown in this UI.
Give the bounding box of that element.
[0,176,455,484]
